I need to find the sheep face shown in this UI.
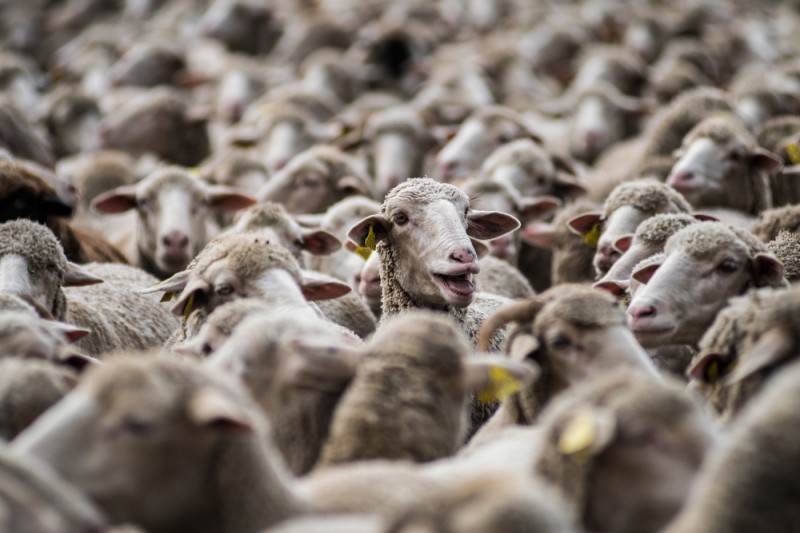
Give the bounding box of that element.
[258,147,372,214]
[570,206,650,277]
[627,224,785,348]
[12,359,270,533]
[92,168,255,277]
[667,134,781,212]
[568,88,643,164]
[350,180,520,309]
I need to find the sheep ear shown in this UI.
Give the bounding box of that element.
[632,262,660,284]
[724,327,795,386]
[300,229,342,255]
[294,213,324,227]
[206,187,257,212]
[567,212,603,237]
[750,147,783,174]
[553,172,587,199]
[282,339,362,393]
[593,280,629,298]
[556,407,617,457]
[466,210,521,240]
[470,238,489,258]
[613,234,633,253]
[688,352,732,384]
[49,322,91,343]
[300,274,351,301]
[63,263,104,287]
[187,388,252,431]
[348,215,391,248]
[91,185,138,214]
[692,213,719,222]
[58,352,100,373]
[170,279,209,317]
[752,253,785,287]
[465,356,538,403]
[139,269,191,296]
[519,222,556,248]
[517,196,562,224]
[337,175,370,197]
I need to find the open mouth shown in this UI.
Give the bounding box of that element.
[433,272,476,299]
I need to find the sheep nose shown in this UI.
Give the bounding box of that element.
[161,231,189,253]
[436,159,460,178]
[629,303,657,320]
[595,245,621,269]
[450,247,476,264]
[584,130,604,152]
[667,170,696,189]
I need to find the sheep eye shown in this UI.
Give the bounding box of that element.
[216,285,234,296]
[201,343,213,356]
[121,415,152,436]
[550,335,571,350]
[727,151,742,163]
[393,212,409,226]
[716,259,738,274]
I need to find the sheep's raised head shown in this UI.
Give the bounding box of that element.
[348,178,519,309]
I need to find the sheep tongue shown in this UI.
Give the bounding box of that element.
[439,273,474,296]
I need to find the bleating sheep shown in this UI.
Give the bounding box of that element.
[348,177,520,349]
[0,219,179,356]
[92,165,256,278]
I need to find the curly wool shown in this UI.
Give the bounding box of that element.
[752,205,800,242]
[768,231,800,282]
[235,202,295,234]
[604,178,691,217]
[755,115,800,156]
[382,177,466,212]
[635,214,700,247]
[664,222,768,261]
[279,145,372,194]
[532,285,626,337]
[683,115,756,150]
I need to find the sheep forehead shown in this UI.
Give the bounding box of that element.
[664,223,761,261]
[239,203,295,234]
[534,289,626,332]
[87,358,200,409]
[684,116,754,149]
[604,178,690,216]
[383,178,468,212]
[138,168,205,199]
[221,239,302,284]
[634,214,699,247]
[0,220,66,274]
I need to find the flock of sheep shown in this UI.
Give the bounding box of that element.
[1,0,800,531]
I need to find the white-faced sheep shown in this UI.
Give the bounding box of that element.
[257,145,373,214]
[627,222,787,349]
[568,178,691,277]
[0,220,179,356]
[534,371,713,533]
[347,177,520,349]
[92,165,256,278]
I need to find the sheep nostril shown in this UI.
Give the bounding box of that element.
[630,304,657,319]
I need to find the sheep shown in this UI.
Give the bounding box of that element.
[142,233,364,345]
[767,230,800,282]
[0,310,96,369]
[0,445,108,532]
[97,87,211,166]
[666,115,783,215]
[356,250,382,318]
[319,311,533,467]
[0,219,179,356]
[627,222,787,349]
[0,160,127,264]
[200,151,270,197]
[754,115,800,207]
[228,202,342,267]
[689,285,800,421]
[257,145,373,214]
[109,40,186,88]
[200,0,282,56]
[0,98,54,168]
[568,179,691,277]
[38,85,102,158]
[91,166,256,278]
[664,359,800,533]
[0,358,77,440]
[460,177,560,267]
[347,177,520,349]
[434,106,542,181]
[520,199,599,286]
[206,298,362,474]
[475,284,658,428]
[534,370,713,533]
[596,213,701,286]
[306,196,382,290]
[751,204,800,242]
[479,138,586,200]
[384,474,574,533]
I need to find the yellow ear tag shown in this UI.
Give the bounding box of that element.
[478,366,523,404]
[364,225,378,251]
[160,291,175,303]
[584,223,601,247]
[558,410,596,456]
[706,360,719,384]
[354,246,372,261]
[183,293,195,319]
[787,144,800,165]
